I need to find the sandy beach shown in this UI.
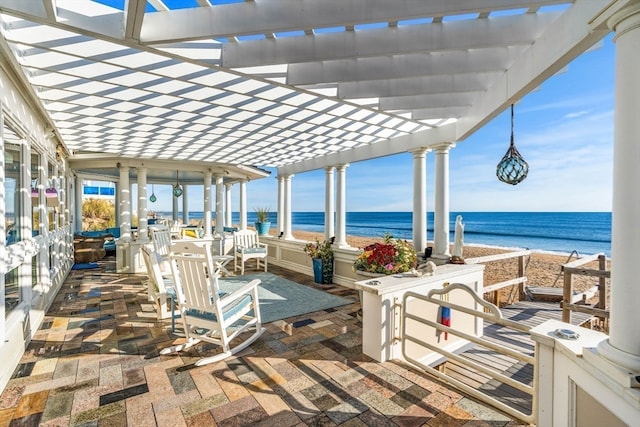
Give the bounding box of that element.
[291,229,608,305]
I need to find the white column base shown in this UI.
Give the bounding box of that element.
[597,339,640,377]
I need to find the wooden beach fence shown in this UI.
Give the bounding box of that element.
[465,250,531,307]
[560,253,610,329]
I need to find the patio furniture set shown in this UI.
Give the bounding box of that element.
[141,228,268,365]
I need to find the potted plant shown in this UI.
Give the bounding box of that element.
[353,232,418,275]
[303,239,334,284]
[254,207,271,236]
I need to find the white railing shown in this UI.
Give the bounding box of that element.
[401,283,537,424]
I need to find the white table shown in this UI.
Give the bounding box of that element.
[354,264,484,363]
[213,255,234,276]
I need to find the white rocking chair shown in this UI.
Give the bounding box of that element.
[161,241,264,366]
[151,228,172,259]
[233,229,268,275]
[141,245,177,331]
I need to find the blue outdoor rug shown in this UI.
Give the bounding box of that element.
[218,272,354,324]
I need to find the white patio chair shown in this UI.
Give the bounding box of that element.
[161,241,264,366]
[233,229,268,275]
[141,245,177,331]
[151,228,172,259]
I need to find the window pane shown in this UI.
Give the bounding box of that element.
[5,266,20,316]
[31,152,40,236]
[4,138,21,245]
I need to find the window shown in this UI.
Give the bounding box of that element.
[4,125,22,245]
[4,267,20,317]
[31,152,41,236]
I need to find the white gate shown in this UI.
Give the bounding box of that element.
[401,283,537,424]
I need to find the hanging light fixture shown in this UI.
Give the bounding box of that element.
[496,104,529,185]
[149,184,157,203]
[173,170,183,198]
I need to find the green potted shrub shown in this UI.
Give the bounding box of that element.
[254,207,271,236]
[303,239,334,284]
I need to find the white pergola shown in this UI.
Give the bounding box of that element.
[0,0,612,250]
[0,0,609,168]
[1,2,639,423]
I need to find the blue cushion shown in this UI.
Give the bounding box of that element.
[186,293,252,323]
[238,247,267,254]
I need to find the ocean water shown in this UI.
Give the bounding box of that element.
[162,211,611,256]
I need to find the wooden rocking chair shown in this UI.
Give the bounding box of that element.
[161,241,264,366]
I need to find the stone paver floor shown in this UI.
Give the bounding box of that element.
[0,256,530,426]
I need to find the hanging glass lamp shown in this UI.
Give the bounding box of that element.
[149,184,157,203]
[173,170,183,198]
[496,104,529,185]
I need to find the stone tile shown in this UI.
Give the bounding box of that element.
[392,403,437,427]
[217,405,269,427]
[325,397,369,425]
[31,359,58,377]
[185,410,216,426]
[13,390,49,419]
[70,401,126,426]
[0,261,522,427]
[427,411,468,427]
[215,370,250,401]
[455,398,512,424]
[253,410,302,427]
[358,389,405,416]
[180,394,229,418]
[41,391,74,423]
[0,386,24,410]
[210,395,259,423]
[425,391,460,413]
[153,405,186,427]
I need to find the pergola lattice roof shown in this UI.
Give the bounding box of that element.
[0,0,611,174]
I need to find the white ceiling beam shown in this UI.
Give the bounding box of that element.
[412,106,471,120]
[380,92,482,111]
[337,72,503,99]
[453,0,611,143]
[221,12,559,68]
[277,123,457,175]
[286,47,526,85]
[0,0,50,19]
[124,0,147,42]
[139,0,569,43]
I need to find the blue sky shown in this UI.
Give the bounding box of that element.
[137,34,615,214]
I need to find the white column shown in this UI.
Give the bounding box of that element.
[204,172,212,238]
[277,175,285,235]
[598,3,640,371]
[239,179,247,230]
[434,143,455,257]
[411,148,429,255]
[335,164,349,247]
[172,188,179,222]
[74,174,83,232]
[324,166,335,241]
[182,185,189,224]
[136,167,148,241]
[215,174,224,232]
[114,180,120,227]
[118,166,131,241]
[225,183,232,228]
[283,174,294,239]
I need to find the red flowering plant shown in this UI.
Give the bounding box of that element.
[353,233,418,275]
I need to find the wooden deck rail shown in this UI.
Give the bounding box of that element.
[561,253,610,324]
[465,250,531,306]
